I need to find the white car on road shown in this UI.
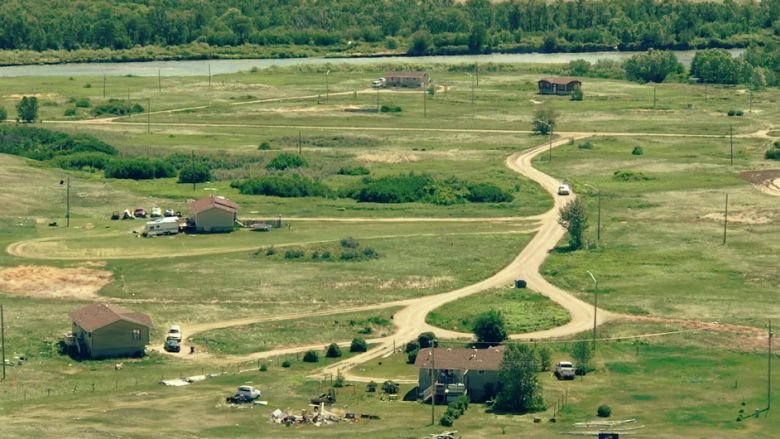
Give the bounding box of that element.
[557,184,570,195]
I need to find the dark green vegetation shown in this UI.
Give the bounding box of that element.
[472,309,508,343]
[178,164,211,183]
[89,99,144,117]
[1,0,780,65]
[340,174,514,205]
[105,158,176,180]
[231,174,329,197]
[496,344,544,413]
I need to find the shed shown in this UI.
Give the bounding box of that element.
[384,71,430,88]
[188,196,239,233]
[538,77,581,95]
[415,346,505,403]
[66,304,153,359]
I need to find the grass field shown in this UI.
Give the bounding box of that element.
[426,287,571,334]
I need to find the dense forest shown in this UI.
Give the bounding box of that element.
[1,0,780,62]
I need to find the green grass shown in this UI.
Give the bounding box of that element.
[426,287,570,334]
[351,352,419,381]
[191,308,400,355]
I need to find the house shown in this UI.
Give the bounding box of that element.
[414,346,505,403]
[538,77,581,95]
[187,195,239,233]
[384,71,430,88]
[65,304,153,359]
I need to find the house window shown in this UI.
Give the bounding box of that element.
[87,332,91,338]
[478,370,485,375]
[132,329,141,340]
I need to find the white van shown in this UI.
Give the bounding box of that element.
[372,78,385,88]
[144,217,180,236]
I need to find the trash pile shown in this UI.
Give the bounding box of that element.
[421,431,458,439]
[270,403,362,427]
[159,374,218,387]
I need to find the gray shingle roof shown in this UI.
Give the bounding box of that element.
[414,346,505,371]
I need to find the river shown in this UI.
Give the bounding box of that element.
[0,49,743,77]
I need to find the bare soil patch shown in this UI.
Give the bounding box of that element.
[255,104,368,114]
[326,276,454,291]
[356,152,421,163]
[632,109,678,114]
[702,211,771,224]
[5,93,58,99]
[739,169,780,197]
[0,265,112,300]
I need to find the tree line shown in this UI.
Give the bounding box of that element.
[2,0,780,57]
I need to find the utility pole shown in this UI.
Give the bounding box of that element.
[326,70,330,105]
[1,304,5,380]
[147,99,151,134]
[476,62,479,86]
[191,150,196,191]
[723,194,729,245]
[769,320,773,411]
[66,177,70,227]
[299,131,302,155]
[158,70,161,92]
[430,345,435,424]
[750,92,753,114]
[587,271,598,350]
[103,75,106,99]
[730,126,733,165]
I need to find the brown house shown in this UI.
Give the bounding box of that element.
[415,346,505,403]
[66,304,153,359]
[188,196,239,233]
[538,77,581,95]
[384,71,430,88]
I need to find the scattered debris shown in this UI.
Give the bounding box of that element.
[115,363,123,371]
[574,420,636,428]
[270,402,361,426]
[310,389,336,405]
[422,431,458,439]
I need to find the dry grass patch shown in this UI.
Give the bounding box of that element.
[0,265,113,300]
[326,275,454,291]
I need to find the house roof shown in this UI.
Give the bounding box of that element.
[385,71,428,78]
[414,346,505,371]
[538,77,581,85]
[188,196,239,215]
[68,303,154,332]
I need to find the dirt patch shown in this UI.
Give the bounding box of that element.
[356,152,421,163]
[619,315,763,335]
[0,265,112,300]
[326,276,454,291]
[739,169,780,197]
[5,93,58,99]
[530,99,543,105]
[254,104,368,114]
[702,212,771,224]
[632,109,678,114]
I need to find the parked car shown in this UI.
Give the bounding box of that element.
[227,386,261,403]
[165,338,181,352]
[150,207,162,217]
[557,184,570,196]
[134,207,146,218]
[164,208,174,217]
[167,325,183,342]
[372,78,385,88]
[555,361,575,380]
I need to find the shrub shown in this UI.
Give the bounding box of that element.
[340,237,360,248]
[466,183,514,203]
[578,141,595,150]
[597,405,612,418]
[458,394,470,411]
[84,84,92,88]
[312,251,319,259]
[341,174,433,203]
[265,246,276,256]
[570,84,584,101]
[90,100,144,117]
[350,338,368,352]
[386,37,398,50]
[178,164,211,184]
[380,105,402,113]
[537,346,552,371]
[765,149,780,160]
[367,381,377,392]
[418,332,436,348]
[632,146,644,155]
[612,170,653,182]
[728,110,736,116]
[337,166,370,176]
[439,415,453,427]
[0,126,117,160]
[64,108,76,116]
[303,350,319,363]
[260,364,268,371]
[258,141,272,150]
[105,158,176,180]
[340,250,359,261]
[357,326,372,334]
[361,247,378,259]
[333,378,344,388]
[231,174,329,198]
[405,341,420,353]
[284,249,305,259]
[49,152,112,170]
[326,343,342,358]
[472,310,508,343]
[407,349,419,364]
[736,110,744,116]
[75,99,91,108]
[281,360,291,368]
[446,406,461,419]
[265,153,308,170]
[381,381,399,394]
[321,251,331,259]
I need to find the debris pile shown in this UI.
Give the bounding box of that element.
[270,403,361,427]
[563,419,645,436]
[422,431,458,439]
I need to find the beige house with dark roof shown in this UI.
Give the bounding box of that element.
[384,71,430,88]
[67,304,153,359]
[415,346,505,403]
[188,196,239,233]
[538,77,582,95]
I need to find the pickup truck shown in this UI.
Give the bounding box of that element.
[164,338,181,352]
[555,361,575,380]
[226,386,261,403]
[167,325,183,342]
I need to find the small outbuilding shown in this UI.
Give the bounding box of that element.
[384,71,430,88]
[66,303,154,359]
[188,195,239,233]
[415,346,505,403]
[538,77,582,95]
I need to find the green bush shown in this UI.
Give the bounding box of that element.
[84,84,92,88]
[265,246,276,256]
[64,108,76,116]
[284,249,305,259]
[578,141,595,150]
[281,360,291,368]
[466,183,514,203]
[570,84,584,101]
[105,158,176,180]
[405,341,420,353]
[75,99,91,108]
[766,149,780,160]
[380,105,402,113]
[303,350,319,363]
[418,332,436,348]
[178,164,211,184]
[350,338,368,352]
[0,126,117,161]
[230,174,329,198]
[90,100,144,117]
[367,381,377,392]
[0,107,6,122]
[386,37,398,50]
[265,153,308,170]
[597,405,612,417]
[333,378,344,388]
[632,146,644,155]
[49,152,112,170]
[260,364,267,371]
[337,166,370,176]
[612,170,653,182]
[258,141,272,150]
[381,381,399,394]
[407,349,419,364]
[727,110,736,116]
[341,174,434,203]
[340,237,360,248]
[326,343,342,358]
[445,407,461,419]
[736,110,744,116]
[439,415,453,427]
[321,251,331,259]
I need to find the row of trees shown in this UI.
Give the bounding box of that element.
[1,0,780,53]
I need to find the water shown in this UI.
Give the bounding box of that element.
[0,49,743,77]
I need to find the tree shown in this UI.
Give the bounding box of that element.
[558,196,589,249]
[303,350,319,363]
[472,310,508,343]
[690,49,752,85]
[752,67,767,90]
[16,96,39,123]
[537,346,552,371]
[0,107,6,123]
[367,381,377,392]
[418,332,436,348]
[409,30,430,56]
[178,164,211,184]
[468,22,487,53]
[597,405,612,417]
[428,85,435,98]
[624,49,683,83]
[568,59,591,76]
[407,349,419,364]
[350,338,368,352]
[326,343,342,358]
[405,341,420,353]
[265,153,308,170]
[570,84,584,101]
[495,344,543,413]
[532,104,559,135]
[381,380,399,394]
[571,339,593,373]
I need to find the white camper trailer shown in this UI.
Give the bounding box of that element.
[144,217,180,236]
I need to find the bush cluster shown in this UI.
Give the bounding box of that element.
[326,343,342,358]
[50,152,113,170]
[441,395,470,427]
[303,350,319,363]
[340,174,513,205]
[0,126,117,162]
[631,146,644,155]
[578,141,595,150]
[230,174,329,197]
[284,249,305,259]
[105,158,176,180]
[265,153,308,170]
[164,151,264,171]
[337,166,370,176]
[380,105,402,113]
[612,170,654,182]
[350,338,368,352]
[339,247,380,261]
[178,164,211,184]
[90,99,144,117]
